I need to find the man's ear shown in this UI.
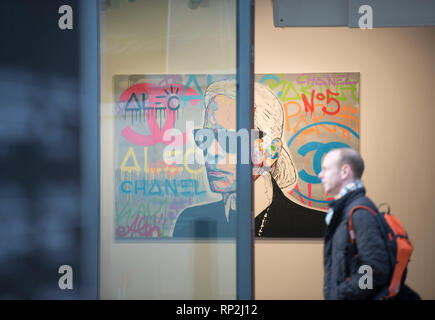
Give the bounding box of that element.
[342,164,352,180]
[270,138,282,161]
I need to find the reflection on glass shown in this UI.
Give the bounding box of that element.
[100,0,237,299]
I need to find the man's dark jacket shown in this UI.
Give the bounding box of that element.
[172,200,236,238]
[323,187,391,299]
[255,177,325,238]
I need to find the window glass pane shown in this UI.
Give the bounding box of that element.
[100,0,237,299]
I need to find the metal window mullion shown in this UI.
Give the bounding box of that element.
[236,0,255,301]
[79,0,100,300]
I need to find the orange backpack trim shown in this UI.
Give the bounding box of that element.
[348,205,413,299]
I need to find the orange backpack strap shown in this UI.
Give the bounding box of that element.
[348,205,378,245]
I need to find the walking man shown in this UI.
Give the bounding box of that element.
[318,148,391,299]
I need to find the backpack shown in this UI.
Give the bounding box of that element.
[348,203,415,300]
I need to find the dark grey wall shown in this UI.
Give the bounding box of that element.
[274,0,435,27]
[0,0,86,299]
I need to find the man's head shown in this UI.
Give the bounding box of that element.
[253,83,282,176]
[197,79,297,194]
[201,79,238,193]
[318,148,364,197]
[253,82,297,189]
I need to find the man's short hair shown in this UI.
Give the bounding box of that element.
[337,148,365,180]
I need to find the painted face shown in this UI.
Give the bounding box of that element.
[252,129,265,176]
[252,108,281,180]
[318,150,344,197]
[252,130,276,177]
[201,95,237,193]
